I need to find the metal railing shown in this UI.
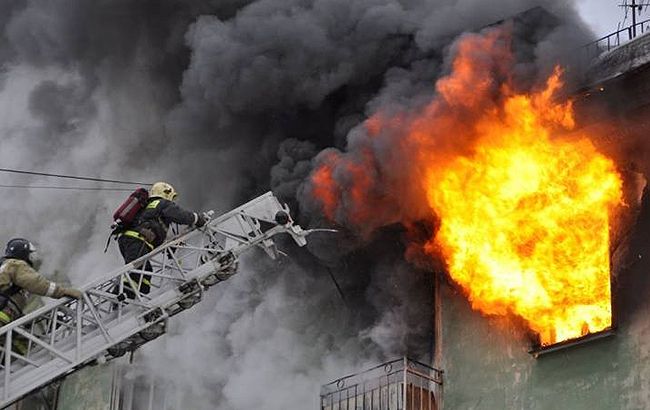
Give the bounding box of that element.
[320,358,443,410]
[585,19,650,55]
[0,192,313,408]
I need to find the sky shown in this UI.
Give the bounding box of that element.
[577,0,650,37]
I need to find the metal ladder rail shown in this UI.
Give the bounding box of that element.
[0,192,309,408]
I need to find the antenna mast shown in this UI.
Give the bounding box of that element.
[619,0,644,37]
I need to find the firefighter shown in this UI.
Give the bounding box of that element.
[118,181,207,297]
[0,238,82,352]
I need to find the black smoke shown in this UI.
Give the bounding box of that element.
[0,1,596,408]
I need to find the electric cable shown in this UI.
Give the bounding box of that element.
[0,167,151,186]
[0,184,134,191]
[325,266,347,302]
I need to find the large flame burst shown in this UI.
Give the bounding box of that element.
[310,28,623,346]
[425,72,622,345]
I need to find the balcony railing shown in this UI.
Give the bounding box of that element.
[585,19,650,55]
[320,358,443,410]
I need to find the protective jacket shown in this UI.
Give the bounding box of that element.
[129,197,199,247]
[0,258,68,323]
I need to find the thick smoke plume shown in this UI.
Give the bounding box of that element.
[0,0,598,408]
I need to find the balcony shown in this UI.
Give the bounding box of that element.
[320,358,443,410]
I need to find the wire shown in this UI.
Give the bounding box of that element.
[633,0,649,15]
[0,184,134,191]
[0,167,151,186]
[325,266,347,303]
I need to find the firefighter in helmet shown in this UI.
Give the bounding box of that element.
[0,238,82,331]
[118,181,207,297]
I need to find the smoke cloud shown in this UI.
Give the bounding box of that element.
[0,0,598,408]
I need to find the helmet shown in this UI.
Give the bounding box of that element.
[150,182,178,201]
[5,238,41,268]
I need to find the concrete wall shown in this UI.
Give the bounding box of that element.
[438,284,628,409]
[436,189,650,410]
[56,363,116,410]
[587,32,650,85]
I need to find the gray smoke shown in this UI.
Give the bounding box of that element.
[0,0,596,409]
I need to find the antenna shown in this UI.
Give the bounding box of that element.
[619,0,644,37]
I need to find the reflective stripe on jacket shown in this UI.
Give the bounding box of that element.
[121,230,154,250]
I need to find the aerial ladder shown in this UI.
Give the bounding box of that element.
[0,192,314,408]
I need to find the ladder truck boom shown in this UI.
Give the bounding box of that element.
[0,192,311,408]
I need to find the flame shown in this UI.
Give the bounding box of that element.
[425,69,622,345]
[311,156,338,221]
[311,150,379,226]
[310,28,623,346]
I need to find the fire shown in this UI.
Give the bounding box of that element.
[309,27,623,346]
[424,69,622,345]
[311,156,338,221]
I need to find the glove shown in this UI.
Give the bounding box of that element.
[61,287,83,300]
[195,212,207,228]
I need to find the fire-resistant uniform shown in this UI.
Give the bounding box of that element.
[0,238,82,354]
[117,182,205,296]
[0,259,73,325]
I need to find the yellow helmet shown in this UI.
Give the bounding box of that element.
[150,181,178,201]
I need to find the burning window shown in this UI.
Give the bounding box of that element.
[308,26,624,353]
[423,69,621,352]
